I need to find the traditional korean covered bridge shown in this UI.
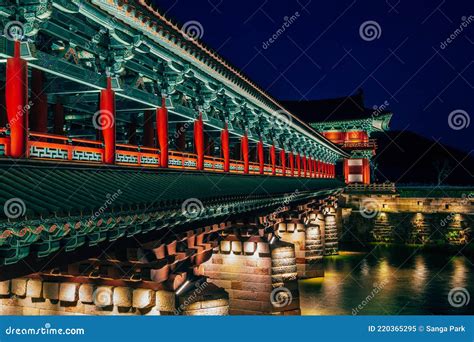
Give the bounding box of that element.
[0,0,347,315]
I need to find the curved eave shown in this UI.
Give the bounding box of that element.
[373,113,393,131]
[311,113,393,133]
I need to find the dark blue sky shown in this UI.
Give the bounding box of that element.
[153,0,473,153]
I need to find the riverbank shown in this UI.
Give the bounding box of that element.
[340,241,474,259]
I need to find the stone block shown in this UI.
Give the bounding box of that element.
[11,279,27,297]
[22,307,40,315]
[59,283,78,302]
[0,280,11,295]
[132,289,155,309]
[93,286,114,307]
[43,282,59,300]
[26,279,42,299]
[155,290,175,312]
[113,287,132,308]
[79,284,94,303]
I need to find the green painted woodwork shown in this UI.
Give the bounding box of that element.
[0,159,343,265]
[0,0,347,161]
[311,114,393,136]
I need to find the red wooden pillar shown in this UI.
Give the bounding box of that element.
[257,140,264,174]
[343,159,349,183]
[302,155,307,177]
[53,103,64,135]
[241,133,249,174]
[289,152,295,177]
[30,69,48,133]
[100,77,115,164]
[270,145,276,176]
[221,123,230,172]
[280,149,286,176]
[157,97,168,168]
[363,158,371,184]
[317,160,322,178]
[309,157,313,178]
[296,153,301,177]
[366,160,371,184]
[6,41,28,158]
[143,110,154,147]
[194,113,204,170]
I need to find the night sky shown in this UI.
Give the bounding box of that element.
[152,0,473,153]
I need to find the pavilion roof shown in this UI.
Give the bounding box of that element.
[279,90,391,124]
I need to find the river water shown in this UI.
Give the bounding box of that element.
[299,246,474,315]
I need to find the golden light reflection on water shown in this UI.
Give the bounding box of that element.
[299,248,473,316]
[450,257,468,289]
[300,269,347,315]
[360,258,370,276]
[411,255,428,293]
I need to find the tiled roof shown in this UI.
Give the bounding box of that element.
[0,159,342,265]
[280,91,372,123]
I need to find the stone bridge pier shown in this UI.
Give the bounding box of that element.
[0,223,233,316]
[0,197,342,316]
[273,205,325,279]
[198,222,300,315]
[266,198,340,279]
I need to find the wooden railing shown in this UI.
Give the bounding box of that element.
[342,139,377,150]
[345,182,396,193]
[0,132,337,179]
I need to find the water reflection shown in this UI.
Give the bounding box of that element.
[300,247,474,315]
[450,257,468,289]
[412,255,428,293]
